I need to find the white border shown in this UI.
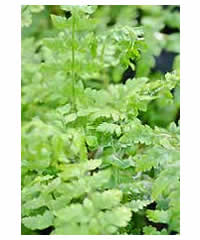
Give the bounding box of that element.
[20,0,180,6]
[1,1,21,239]
[22,236,180,240]
[3,0,200,240]
[181,0,200,239]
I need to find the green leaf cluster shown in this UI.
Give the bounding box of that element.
[21,5,180,235]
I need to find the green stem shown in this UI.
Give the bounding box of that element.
[71,11,76,111]
[22,5,29,13]
[100,39,108,88]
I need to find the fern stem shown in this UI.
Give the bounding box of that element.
[71,11,76,111]
[100,38,108,88]
[22,5,29,13]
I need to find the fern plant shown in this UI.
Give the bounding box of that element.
[21,5,180,235]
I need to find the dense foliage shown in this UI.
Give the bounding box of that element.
[21,5,180,235]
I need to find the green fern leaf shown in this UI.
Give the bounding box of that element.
[22,211,54,230]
